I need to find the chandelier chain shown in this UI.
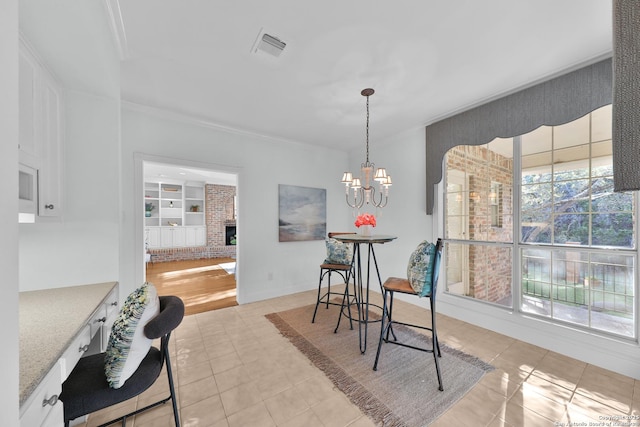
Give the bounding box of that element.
[365,94,370,164]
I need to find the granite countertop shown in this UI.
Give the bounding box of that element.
[19,282,118,407]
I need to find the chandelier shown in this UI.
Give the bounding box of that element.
[341,88,391,209]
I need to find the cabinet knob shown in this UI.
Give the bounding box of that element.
[44,204,54,210]
[79,344,89,353]
[95,317,107,323]
[110,301,118,306]
[42,395,58,407]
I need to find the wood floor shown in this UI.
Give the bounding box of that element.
[145,257,237,316]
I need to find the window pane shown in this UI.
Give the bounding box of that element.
[553,179,590,213]
[592,144,612,178]
[521,126,552,155]
[553,114,590,149]
[553,146,590,182]
[553,213,588,244]
[592,190,633,213]
[446,242,512,307]
[552,249,589,327]
[522,154,553,175]
[592,213,634,247]
[521,182,552,244]
[589,252,634,336]
[521,247,634,337]
[445,242,466,294]
[522,248,552,318]
[591,104,612,142]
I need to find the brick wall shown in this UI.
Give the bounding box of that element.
[206,184,237,251]
[148,184,237,262]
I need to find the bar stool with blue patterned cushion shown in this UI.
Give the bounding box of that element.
[373,238,445,391]
[311,232,356,325]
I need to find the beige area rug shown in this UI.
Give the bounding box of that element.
[266,303,493,427]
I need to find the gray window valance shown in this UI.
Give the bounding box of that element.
[612,0,640,192]
[425,58,612,215]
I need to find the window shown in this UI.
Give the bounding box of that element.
[444,105,636,338]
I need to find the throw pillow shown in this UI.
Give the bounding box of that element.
[407,240,438,297]
[324,238,353,265]
[104,282,160,388]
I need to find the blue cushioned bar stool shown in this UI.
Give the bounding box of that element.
[312,232,356,326]
[60,295,184,427]
[373,238,445,391]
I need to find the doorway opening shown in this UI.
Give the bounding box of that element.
[142,159,238,314]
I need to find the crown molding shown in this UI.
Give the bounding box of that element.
[121,100,336,152]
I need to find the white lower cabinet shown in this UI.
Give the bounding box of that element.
[185,226,206,246]
[41,400,64,427]
[59,324,91,381]
[160,226,185,248]
[102,291,119,352]
[20,362,63,427]
[145,227,161,249]
[146,226,205,248]
[20,284,119,427]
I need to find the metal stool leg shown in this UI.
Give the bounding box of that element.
[312,268,327,323]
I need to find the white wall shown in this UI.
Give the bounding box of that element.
[19,90,121,291]
[120,105,353,302]
[1,0,20,424]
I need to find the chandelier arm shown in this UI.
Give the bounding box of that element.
[345,191,364,209]
[369,187,386,208]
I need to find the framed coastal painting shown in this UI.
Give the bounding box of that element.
[278,184,326,242]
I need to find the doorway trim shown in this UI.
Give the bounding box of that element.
[133,152,242,300]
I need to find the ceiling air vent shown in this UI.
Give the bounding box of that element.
[252,31,286,57]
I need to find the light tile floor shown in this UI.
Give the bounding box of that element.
[78,288,640,427]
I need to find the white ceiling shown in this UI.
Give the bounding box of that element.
[19,0,613,152]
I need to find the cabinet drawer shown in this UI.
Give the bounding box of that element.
[59,324,91,382]
[20,362,62,427]
[104,287,119,318]
[101,287,119,352]
[89,305,107,339]
[41,398,64,427]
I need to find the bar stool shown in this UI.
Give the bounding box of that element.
[373,238,445,391]
[311,232,356,324]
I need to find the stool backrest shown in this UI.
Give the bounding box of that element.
[144,295,185,340]
[430,238,444,297]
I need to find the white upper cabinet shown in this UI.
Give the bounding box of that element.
[38,79,62,217]
[18,39,63,220]
[18,48,39,166]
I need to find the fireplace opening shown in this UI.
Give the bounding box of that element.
[225,225,237,245]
